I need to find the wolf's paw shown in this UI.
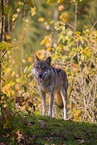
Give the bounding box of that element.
[48,111,55,118]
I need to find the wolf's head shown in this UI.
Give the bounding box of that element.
[32,55,52,82]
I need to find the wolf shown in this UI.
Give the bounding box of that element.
[32,55,68,120]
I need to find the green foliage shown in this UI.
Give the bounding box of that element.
[37,4,97,122]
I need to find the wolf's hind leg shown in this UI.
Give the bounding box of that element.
[48,107,55,117]
[41,92,46,116]
[61,87,67,120]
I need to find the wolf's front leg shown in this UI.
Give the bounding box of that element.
[61,88,67,120]
[49,92,54,118]
[41,92,46,116]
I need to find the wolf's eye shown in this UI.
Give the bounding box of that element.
[43,67,47,70]
[36,67,39,70]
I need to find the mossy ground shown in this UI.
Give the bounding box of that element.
[28,115,97,145]
[0,115,97,144]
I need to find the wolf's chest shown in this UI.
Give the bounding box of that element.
[37,83,53,93]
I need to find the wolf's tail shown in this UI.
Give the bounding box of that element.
[55,91,63,109]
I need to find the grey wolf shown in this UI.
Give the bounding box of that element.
[32,55,68,119]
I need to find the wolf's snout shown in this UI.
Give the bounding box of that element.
[39,74,42,78]
[39,74,43,82]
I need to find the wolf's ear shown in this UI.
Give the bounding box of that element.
[46,56,51,65]
[35,55,39,64]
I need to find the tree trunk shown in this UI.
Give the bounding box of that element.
[54,4,58,47]
[75,2,77,31]
[1,0,4,41]
[0,0,4,94]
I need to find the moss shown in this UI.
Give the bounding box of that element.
[26,115,97,145]
[0,115,97,144]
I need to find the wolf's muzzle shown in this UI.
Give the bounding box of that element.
[38,74,44,82]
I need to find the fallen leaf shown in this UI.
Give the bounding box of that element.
[69,127,74,131]
[59,141,63,145]
[38,120,45,123]
[41,123,47,129]
[16,130,24,143]
[2,134,9,137]
[50,131,55,136]
[73,134,82,139]
[77,139,85,143]
[0,143,5,145]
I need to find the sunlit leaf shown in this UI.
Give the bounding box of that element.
[47,0,55,4]
[28,57,33,62]
[59,11,69,22]
[38,18,44,22]
[24,66,28,73]
[18,2,24,5]
[6,35,11,40]
[31,7,36,16]
[57,0,64,4]
[4,7,9,16]
[15,84,19,90]
[16,78,21,83]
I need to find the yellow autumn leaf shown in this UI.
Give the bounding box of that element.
[38,18,44,22]
[45,42,51,48]
[46,47,51,51]
[74,110,81,117]
[84,25,88,28]
[6,68,11,73]
[39,54,45,59]
[28,57,33,62]
[18,2,24,5]
[12,17,15,22]
[6,35,11,40]
[31,7,36,16]
[40,36,48,45]
[57,0,64,3]
[24,75,27,79]
[16,78,21,83]
[15,84,19,90]
[50,20,54,25]
[59,11,68,22]
[36,49,42,55]
[28,107,33,111]
[75,116,81,120]
[67,104,70,109]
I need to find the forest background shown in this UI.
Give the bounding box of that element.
[0,0,97,126]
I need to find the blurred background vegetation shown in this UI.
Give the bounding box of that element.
[0,0,97,123]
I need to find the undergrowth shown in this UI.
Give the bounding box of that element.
[0,114,97,145]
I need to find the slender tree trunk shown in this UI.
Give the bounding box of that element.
[0,0,5,122]
[54,4,58,47]
[1,0,4,41]
[8,13,10,35]
[7,0,10,35]
[75,2,77,31]
[3,0,5,41]
[0,0,4,94]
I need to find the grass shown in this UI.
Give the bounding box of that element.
[0,114,97,144]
